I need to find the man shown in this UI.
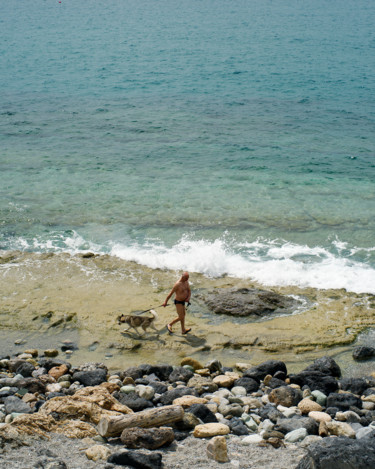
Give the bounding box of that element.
[163,272,191,334]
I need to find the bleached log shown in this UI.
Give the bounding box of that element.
[98,404,184,438]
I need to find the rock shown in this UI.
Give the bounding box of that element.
[302,356,341,378]
[14,377,46,394]
[233,377,259,393]
[206,436,229,463]
[168,367,194,383]
[275,417,319,436]
[193,423,230,438]
[285,427,308,443]
[117,392,153,412]
[353,346,375,360]
[174,412,202,431]
[136,385,155,401]
[339,377,370,395]
[218,403,243,418]
[173,396,208,407]
[319,420,356,438]
[213,375,236,388]
[85,444,111,461]
[187,376,218,394]
[241,434,263,445]
[4,396,32,415]
[296,437,375,469]
[228,418,249,435]
[108,450,162,469]
[201,287,300,317]
[159,387,198,406]
[288,371,338,395]
[298,398,322,414]
[308,411,332,423]
[148,364,173,381]
[336,410,361,423]
[49,365,69,381]
[243,360,287,382]
[205,359,223,373]
[231,386,247,397]
[258,404,283,423]
[311,390,327,406]
[148,381,168,395]
[44,349,59,358]
[120,426,175,450]
[120,385,136,394]
[268,377,288,389]
[72,368,107,387]
[326,392,362,411]
[61,341,78,352]
[187,403,218,423]
[14,361,36,378]
[235,363,252,372]
[180,358,204,370]
[268,386,302,407]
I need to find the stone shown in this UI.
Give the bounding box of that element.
[193,423,230,438]
[48,365,69,381]
[108,450,162,469]
[85,445,111,461]
[174,412,201,431]
[72,368,107,387]
[285,427,308,443]
[289,371,338,395]
[231,386,247,397]
[326,392,362,411]
[233,377,259,393]
[268,386,301,407]
[168,367,194,383]
[218,403,243,418]
[213,375,236,388]
[120,426,175,449]
[235,363,252,372]
[180,357,204,370]
[296,437,375,469]
[44,349,59,358]
[356,426,375,439]
[352,345,375,360]
[311,390,327,406]
[159,387,198,406]
[275,417,319,436]
[299,435,323,447]
[173,395,208,407]
[336,410,361,423]
[117,392,153,412]
[24,349,38,357]
[136,385,155,401]
[14,361,36,378]
[298,398,322,414]
[319,420,356,438]
[200,287,300,317]
[340,377,370,395]
[205,359,223,373]
[148,364,173,381]
[302,356,341,378]
[187,403,218,423]
[187,376,218,394]
[4,396,32,415]
[243,360,288,382]
[308,411,331,423]
[120,385,136,394]
[241,434,263,445]
[228,418,249,435]
[206,436,229,463]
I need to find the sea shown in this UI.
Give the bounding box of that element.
[1,0,375,295]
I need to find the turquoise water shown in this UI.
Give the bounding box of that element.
[1,0,375,292]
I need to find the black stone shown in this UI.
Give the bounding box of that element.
[15,361,36,378]
[187,403,218,423]
[173,431,190,441]
[273,371,287,381]
[268,377,288,389]
[122,366,145,381]
[228,417,249,435]
[108,450,162,469]
[72,368,107,386]
[325,407,339,419]
[168,367,194,383]
[326,392,362,411]
[258,404,283,423]
[38,358,71,372]
[148,365,173,382]
[296,437,375,469]
[148,381,168,395]
[353,346,375,361]
[233,377,259,393]
[159,387,198,406]
[115,392,154,412]
[302,356,341,378]
[339,377,370,395]
[288,371,338,395]
[274,416,319,436]
[243,360,287,382]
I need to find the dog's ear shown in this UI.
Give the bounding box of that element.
[117,315,124,324]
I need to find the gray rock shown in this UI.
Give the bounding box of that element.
[296,437,375,469]
[159,387,198,406]
[4,396,32,415]
[233,377,259,393]
[243,360,287,382]
[275,417,319,436]
[108,450,162,469]
[302,356,341,378]
[187,403,218,423]
[71,368,107,386]
[339,377,370,395]
[356,426,375,439]
[326,392,362,411]
[353,346,375,360]
[288,371,338,395]
[200,287,300,317]
[168,366,194,383]
[120,427,175,450]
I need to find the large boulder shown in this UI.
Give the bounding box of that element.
[199,288,301,317]
[288,371,338,395]
[296,437,375,469]
[302,356,341,378]
[352,346,375,361]
[326,392,362,411]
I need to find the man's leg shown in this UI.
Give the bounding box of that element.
[168,303,186,332]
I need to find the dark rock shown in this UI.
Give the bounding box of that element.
[159,387,198,406]
[108,450,162,469]
[60,341,78,352]
[116,392,154,412]
[233,377,259,393]
[258,404,283,423]
[228,418,249,435]
[16,378,46,394]
[120,427,175,450]
[302,356,341,378]
[148,381,168,395]
[187,403,218,423]
[353,346,375,361]
[35,461,68,469]
[273,371,287,381]
[173,431,190,441]
[288,371,338,395]
[268,377,288,389]
[38,358,71,372]
[363,388,375,397]
[325,407,339,419]
[71,368,107,386]
[339,377,370,395]
[168,367,194,383]
[274,416,319,436]
[200,287,301,317]
[15,361,36,378]
[4,396,33,414]
[243,360,287,382]
[205,359,223,373]
[135,378,151,385]
[326,392,362,411]
[123,366,145,381]
[268,386,302,407]
[296,437,375,469]
[148,365,173,382]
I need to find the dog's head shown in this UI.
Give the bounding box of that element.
[117,314,128,324]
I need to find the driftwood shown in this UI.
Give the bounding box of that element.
[98,404,184,438]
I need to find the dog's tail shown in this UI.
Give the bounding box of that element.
[149,309,158,319]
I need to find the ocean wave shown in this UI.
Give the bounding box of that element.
[3,231,375,294]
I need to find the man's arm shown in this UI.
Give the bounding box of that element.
[163,285,177,307]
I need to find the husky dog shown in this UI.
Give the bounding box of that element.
[117,309,158,335]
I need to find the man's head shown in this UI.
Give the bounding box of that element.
[181,272,189,281]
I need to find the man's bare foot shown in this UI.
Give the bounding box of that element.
[182,328,191,335]
[166,324,173,334]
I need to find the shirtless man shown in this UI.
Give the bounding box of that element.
[163,272,191,334]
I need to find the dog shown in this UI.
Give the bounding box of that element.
[117,309,158,335]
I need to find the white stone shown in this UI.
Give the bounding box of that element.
[299,435,323,447]
[356,426,375,439]
[214,389,232,399]
[136,384,155,400]
[261,394,270,404]
[259,419,274,433]
[241,434,263,445]
[241,414,258,432]
[231,386,247,396]
[46,383,62,393]
[285,428,308,443]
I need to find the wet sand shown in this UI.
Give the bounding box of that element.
[1,251,374,375]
